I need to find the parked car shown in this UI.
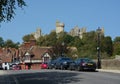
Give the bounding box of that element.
[12,64,21,70]
[9,63,13,70]
[68,61,76,70]
[0,63,3,70]
[73,58,96,71]
[54,57,74,70]
[47,60,56,69]
[41,62,48,69]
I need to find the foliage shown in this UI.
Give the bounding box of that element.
[4,39,19,48]
[37,32,57,46]
[0,37,19,48]
[56,32,74,45]
[51,42,69,59]
[22,30,114,59]
[78,31,97,58]
[113,42,120,55]
[101,36,113,57]
[0,37,4,47]
[22,34,34,42]
[0,0,26,22]
[113,36,120,55]
[113,36,120,42]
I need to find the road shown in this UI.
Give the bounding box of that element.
[0,69,120,84]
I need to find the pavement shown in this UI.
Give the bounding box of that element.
[0,69,120,75]
[0,70,6,75]
[96,69,120,73]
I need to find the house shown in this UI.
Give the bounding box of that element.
[0,47,14,63]
[0,39,52,70]
[0,47,18,70]
[18,40,52,70]
[19,46,52,70]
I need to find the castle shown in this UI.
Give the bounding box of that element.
[32,28,42,40]
[32,20,104,40]
[56,20,65,34]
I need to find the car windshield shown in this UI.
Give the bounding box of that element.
[62,58,71,60]
[82,58,93,62]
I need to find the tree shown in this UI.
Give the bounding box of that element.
[0,0,26,23]
[113,36,120,56]
[0,37,4,47]
[101,36,113,57]
[44,31,57,46]
[51,42,69,58]
[4,39,19,48]
[22,34,34,42]
[113,42,120,55]
[113,36,120,42]
[79,31,97,58]
[56,32,74,45]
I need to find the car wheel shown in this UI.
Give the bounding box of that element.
[68,66,71,70]
[60,65,64,70]
[77,66,80,71]
[54,65,57,69]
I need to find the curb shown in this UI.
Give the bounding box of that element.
[96,69,120,74]
[0,70,6,75]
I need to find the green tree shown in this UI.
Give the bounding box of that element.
[0,37,4,47]
[114,36,120,42]
[56,32,74,45]
[0,0,26,22]
[22,34,34,42]
[4,39,19,48]
[113,36,120,56]
[72,36,83,50]
[79,31,97,58]
[37,35,46,46]
[113,42,120,55]
[101,36,113,57]
[45,31,57,46]
[51,42,69,58]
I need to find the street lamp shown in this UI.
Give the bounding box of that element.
[61,42,65,56]
[96,27,102,69]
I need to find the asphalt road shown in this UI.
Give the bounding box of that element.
[0,69,120,84]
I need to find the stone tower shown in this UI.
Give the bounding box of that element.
[69,26,86,39]
[56,20,64,34]
[33,28,42,40]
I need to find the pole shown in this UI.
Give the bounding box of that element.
[97,28,101,69]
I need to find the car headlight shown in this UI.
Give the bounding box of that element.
[63,61,67,64]
[82,63,86,66]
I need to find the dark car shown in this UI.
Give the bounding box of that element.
[0,63,3,70]
[73,58,96,71]
[54,57,73,70]
[68,61,76,70]
[47,60,56,69]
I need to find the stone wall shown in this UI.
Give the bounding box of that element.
[101,59,120,70]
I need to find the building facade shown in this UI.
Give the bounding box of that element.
[0,40,52,70]
[69,26,86,39]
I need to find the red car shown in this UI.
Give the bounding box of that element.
[41,62,48,69]
[12,64,21,70]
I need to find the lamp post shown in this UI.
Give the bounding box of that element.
[96,27,102,69]
[61,42,64,56]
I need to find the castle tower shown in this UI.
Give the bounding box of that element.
[69,26,86,39]
[56,20,64,34]
[33,28,42,40]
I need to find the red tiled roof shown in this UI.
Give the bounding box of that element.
[30,46,51,60]
[0,48,13,63]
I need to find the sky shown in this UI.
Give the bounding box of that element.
[0,0,120,43]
